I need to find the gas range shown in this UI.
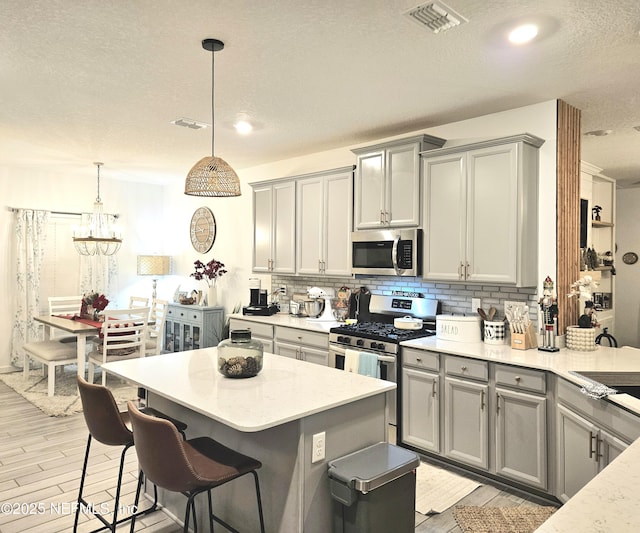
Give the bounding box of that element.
[329,322,435,355]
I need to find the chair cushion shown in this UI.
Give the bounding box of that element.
[23,340,78,361]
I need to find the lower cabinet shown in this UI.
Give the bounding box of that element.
[164,304,224,352]
[274,326,329,366]
[444,376,489,470]
[228,318,274,353]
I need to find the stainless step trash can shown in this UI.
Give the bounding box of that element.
[328,442,420,533]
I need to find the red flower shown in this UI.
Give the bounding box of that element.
[190,259,227,287]
[83,292,110,311]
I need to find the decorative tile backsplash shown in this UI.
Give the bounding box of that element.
[271,274,539,327]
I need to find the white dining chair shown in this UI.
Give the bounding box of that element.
[129,296,150,312]
[145,299,168,355]
[48,295,83,342]
[87,307,150,385]
[23,340,79,397]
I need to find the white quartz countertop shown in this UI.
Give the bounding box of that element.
[102,349,394,432]
[536,435,640,532]
[401,337,640,414]
[229,312,342,333]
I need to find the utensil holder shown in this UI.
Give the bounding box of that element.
[483,320,507,344]
[511,323,537,350]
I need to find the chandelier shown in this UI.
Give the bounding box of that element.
[73,162,122,256]
[184,38,241,197]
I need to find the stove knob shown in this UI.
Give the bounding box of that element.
[337,336,345,343]
[356,339,364,347]
[377,342,385,350]
[370,341,377,349]
[343,336,351,344]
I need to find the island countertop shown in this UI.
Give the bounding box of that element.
[102,348,394,432]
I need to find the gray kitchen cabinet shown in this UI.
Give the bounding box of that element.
[494,364,548,490]
[352,134,445,230]
[556,377,638,502]
[421,134,543,286]
[444,375,489,470]
[164,304,224,352]
[401,349,440,453]
[274,326,329,366]
[228,318,274,353]
[251,179,296,273]
[296,166,354,276]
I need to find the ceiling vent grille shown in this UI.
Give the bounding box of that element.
[404,1,468,33]
[171,117,209,130]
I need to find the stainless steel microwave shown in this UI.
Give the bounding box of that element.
[351,229,422,276]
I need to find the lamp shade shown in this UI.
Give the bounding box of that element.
[137,256,171,276]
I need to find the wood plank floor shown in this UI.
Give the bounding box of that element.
[0,381,557,532]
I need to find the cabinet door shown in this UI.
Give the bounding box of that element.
[599,428,629,469]
[386,142,421,227]
[354,151,385,229]
[556,404,600,502]
[252,185,273,272]
[323,170,352,276]
[272,181,296,273]
[164,319,176,352]
[296,176,324,275]
[422,153,466,281]
[495,387,547,490]
[466,144,518,284]
[444,376,489,470]
[301,346,329,366]
[274,341,299,359]
[401,367,440,453]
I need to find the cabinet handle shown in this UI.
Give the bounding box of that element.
[458,262,464,279]
[416,357,422,363]
[465,262,470,279]
[480,390,485,410]
[385,211,390,225]
[496,392,501,415]
[431,379,437,398]
[319,259,322,272]
[461,365,467,372]
[380,210,385,224]
[596,436,603,460]
[515,376,521,383]
[589,431,597,459]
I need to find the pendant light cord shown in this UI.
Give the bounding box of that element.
[95,162,102,202]
[211,46,215,157]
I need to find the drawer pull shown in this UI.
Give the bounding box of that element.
[515,376,521,382]
[461,365,467,372]
[416,357,422,363]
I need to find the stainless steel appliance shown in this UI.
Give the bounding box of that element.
[329,294,438,425]
[351,229,422,276]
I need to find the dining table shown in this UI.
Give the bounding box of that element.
[33,315,104,376]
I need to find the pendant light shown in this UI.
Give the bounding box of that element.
[73,162,122,256]
[184,38,241,197]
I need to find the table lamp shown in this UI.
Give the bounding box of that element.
[137,255,171,300]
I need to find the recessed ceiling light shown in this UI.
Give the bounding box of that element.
[508,24,538,44]
[234,120,253,135]
[584,129,613,137]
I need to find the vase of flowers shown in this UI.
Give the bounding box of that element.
[190,259,227,307]
[566,275,599,351]
[82,292,109,321]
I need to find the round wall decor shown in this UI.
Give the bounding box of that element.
[190,206,216,253]
[622,252,638,265]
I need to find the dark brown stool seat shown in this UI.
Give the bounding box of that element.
[74,376,187,532]
[127,401,265,532]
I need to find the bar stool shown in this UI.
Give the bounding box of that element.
[75,376,187,532]
[127,401,266,533]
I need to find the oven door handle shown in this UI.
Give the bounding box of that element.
[330,344,394,363]
[377,355,395,363]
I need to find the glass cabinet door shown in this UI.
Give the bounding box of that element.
[192,326,201,350]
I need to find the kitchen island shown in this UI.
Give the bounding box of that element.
[103,348,394,533]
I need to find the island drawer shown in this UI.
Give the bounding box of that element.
[167,306,203,324]
[495,364,546,394]
[275,326,328,349]
[229,319,273,339]
[402,348,439,371]
[444,355,488,382]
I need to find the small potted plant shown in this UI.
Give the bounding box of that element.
[566,275,600,351]
[592,205,602,221]
[190,259,227,306]
[82,292,109,321]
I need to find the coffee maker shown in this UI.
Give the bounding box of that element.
[243,278,278,316]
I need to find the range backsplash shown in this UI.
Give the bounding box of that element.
[271,274,539,328]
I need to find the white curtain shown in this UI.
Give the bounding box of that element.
[78,212,119,300]
[11,209,50,367]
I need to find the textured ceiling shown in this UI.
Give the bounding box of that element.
[1,0,639,186]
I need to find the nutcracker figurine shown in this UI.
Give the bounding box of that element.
[538,276,560,352]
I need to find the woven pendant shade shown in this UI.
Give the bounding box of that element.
[185,156,241,197]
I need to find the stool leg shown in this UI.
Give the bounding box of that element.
[252,471,266,533]
[129,471,144,533]
[207,490,214,532]
[73,434,92,532]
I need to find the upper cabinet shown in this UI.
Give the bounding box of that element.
[352,134,445,230]
[251,180,296,274]
[296,166,354,276]
[421,134,544,286]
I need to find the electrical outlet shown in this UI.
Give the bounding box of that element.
[472,298,482,312]
[312,431,326,463]
[279,285,287,295]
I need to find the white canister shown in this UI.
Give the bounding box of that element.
[436,315,481,343]
[483,320,507,344]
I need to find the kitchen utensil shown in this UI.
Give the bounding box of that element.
[394,316,423,330]
[477,308,488,321]
[488,306,497,321]
[303,299,324,318]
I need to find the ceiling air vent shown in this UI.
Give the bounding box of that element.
[404,1,468,33]
[171,117,209,130]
